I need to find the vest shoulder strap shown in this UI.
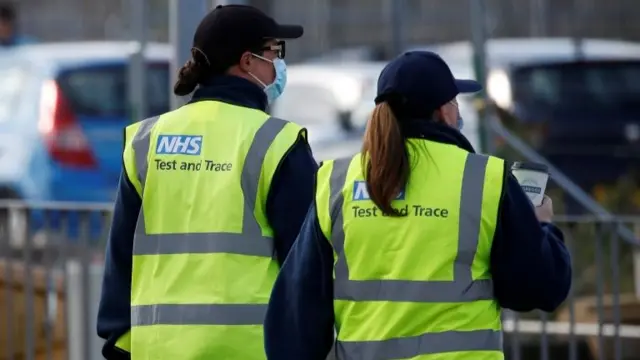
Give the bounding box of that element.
[123,116,161,197]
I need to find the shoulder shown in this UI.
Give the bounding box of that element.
[463,153,507,194]
[126,115,162,132]
[267,116,307,142]
[124,116,162,148]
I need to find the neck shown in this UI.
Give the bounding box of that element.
[226,68,262,89]
[193,74,268,111]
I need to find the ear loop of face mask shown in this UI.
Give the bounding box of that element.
[247,53,272,88]
[449,99,464,130]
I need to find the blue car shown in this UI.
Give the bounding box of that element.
[0,41,172,246]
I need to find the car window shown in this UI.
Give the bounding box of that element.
[271,84,338,126]
[513,61,640,111]
[57,63,170,118]
[0,64,30,123]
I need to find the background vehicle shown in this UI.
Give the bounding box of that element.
[272,62,482,160]
[421,38,640,199]
[270,62,386,161]
[303,46,386,64]
[0,41,172,244]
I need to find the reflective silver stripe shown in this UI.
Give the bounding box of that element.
[131,303,267,326]
[131,116,289,257]
[131,116,160,194]
[328,154,501,358]
[329,154,493,302]
[336,329,503,360]
[132,232,275,257]
[240,116,290,237]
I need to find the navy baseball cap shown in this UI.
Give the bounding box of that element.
[375,51,482,118]
[193,5,303,72]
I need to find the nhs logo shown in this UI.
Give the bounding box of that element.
[352,181,405,201]
[156,135,202,155]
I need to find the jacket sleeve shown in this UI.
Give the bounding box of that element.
[490,174,572,313]
[97,169,139,360]
[264,204,335,360]
[266,136,318,265]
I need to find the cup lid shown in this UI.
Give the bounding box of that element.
[511,161,549,173]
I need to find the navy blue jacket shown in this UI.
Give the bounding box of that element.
[264,120,572,360]
[96,76,318,359]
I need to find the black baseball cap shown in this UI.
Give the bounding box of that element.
[375,51,482,118]
[192,5,303,71]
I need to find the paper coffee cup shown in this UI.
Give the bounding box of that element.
[511,162,549,207]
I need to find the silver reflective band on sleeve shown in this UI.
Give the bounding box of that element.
[336,329,502,360]
[328,154,493,303]
[130,116,289,257]
[131,303,268,326]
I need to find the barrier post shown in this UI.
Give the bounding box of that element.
[65,260,83,360]
[88,262,105,360]
[634,223,640,299]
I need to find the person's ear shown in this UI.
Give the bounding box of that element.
[238,51,253,72]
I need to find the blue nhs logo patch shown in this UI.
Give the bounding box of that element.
[352,181,405,201]
[156,135,202,155]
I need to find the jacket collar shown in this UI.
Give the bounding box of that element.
[189,75,268,111]
[401,119,476,153]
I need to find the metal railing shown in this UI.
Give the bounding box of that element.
[0,201,111,360]
[483,112,640,359]
[503,217,640,360]
[485,113,640,290]
[1,201,640,360]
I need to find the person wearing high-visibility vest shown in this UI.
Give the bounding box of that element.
[264,51,572,360]
[96,5,316,360]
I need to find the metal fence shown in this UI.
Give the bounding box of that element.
[1,201,640,360]
[503,217,640,360]
[0,201,111,360]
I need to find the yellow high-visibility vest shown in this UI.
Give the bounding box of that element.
[117,100,304,359]
[315,139,505,360]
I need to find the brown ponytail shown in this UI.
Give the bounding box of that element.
[173,59,202,96]
[361,102,410,217]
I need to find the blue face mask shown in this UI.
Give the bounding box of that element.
[249,54,287,104]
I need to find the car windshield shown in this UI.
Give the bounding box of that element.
[512,61,640,112]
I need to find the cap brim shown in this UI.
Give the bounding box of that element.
[455,79,482,93]
[272,24,304,39]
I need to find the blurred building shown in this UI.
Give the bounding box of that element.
[11,0,640,61]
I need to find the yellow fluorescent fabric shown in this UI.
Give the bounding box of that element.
[315,139,506,360]
[121,100,303,360]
